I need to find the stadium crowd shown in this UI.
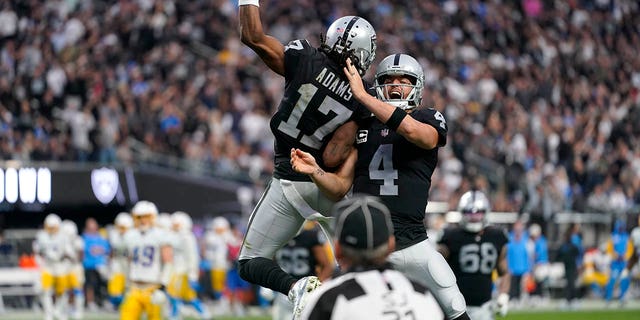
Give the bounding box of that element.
[0,0,639,216]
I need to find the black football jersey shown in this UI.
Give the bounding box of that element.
[352,108,447,250]
[438,226,508,306]
[275,225,327,278]
[271,39,367,181]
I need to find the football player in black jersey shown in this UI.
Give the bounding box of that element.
[237,2,377,319]
[438,190,511,320]
[290,54,471,320]
[273,221,333,320]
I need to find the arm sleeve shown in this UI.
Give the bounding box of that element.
[414,108,447,147]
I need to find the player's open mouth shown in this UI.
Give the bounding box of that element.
[390,91,402,99]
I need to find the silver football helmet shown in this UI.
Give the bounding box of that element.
[321,16,377,76]
[457,190,490,233]
[374,54,424,110]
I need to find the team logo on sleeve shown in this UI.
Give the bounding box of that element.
[356,130,368,144]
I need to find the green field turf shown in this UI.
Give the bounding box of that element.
[2,307,639,320]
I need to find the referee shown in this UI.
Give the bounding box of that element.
[300,195,445,319]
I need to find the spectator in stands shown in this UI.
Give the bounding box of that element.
[82,217,110,311]
[0,0,638,216]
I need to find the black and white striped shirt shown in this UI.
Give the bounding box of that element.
[301,267,444,320]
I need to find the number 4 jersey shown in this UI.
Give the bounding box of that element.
[271,39,368,181]
[438,226,508,306]
[353,108,447,250]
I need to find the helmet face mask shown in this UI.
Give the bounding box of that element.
[321,16,377,76]
[457,191,490,233]
[374,54,424,111]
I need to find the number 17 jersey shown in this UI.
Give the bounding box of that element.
[271,39,367,181]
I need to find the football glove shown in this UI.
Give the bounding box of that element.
[150,286,167,306]
[495,293,509,317]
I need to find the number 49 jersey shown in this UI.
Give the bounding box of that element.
[438,226,508,306]
[125,227,171,284]
[271,39,367,181]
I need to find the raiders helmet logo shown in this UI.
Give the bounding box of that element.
[357,130,368,144]
[91,167,119,205]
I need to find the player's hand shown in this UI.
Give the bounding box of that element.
[495,293,509,317]
[291,148,319,175]
[343,58,365,97]
[150,287,167,305]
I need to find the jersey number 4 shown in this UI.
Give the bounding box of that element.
[459,243,498,274]
[277,83,352,149]
[370,144,398,196]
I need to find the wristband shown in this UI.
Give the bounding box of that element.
[386,108,407,131]
[238,0,259,7]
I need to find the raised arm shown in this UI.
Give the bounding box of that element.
[290,148,356,201]
[238,2,285,75]
[322,120,357,169]
[343,59,439,150]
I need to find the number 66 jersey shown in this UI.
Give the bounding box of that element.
[438,226,508,307]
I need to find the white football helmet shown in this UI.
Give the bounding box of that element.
[61,220,78,236]
[131,200,159,217]
[157,212,172,230]
[171,211,193,232]
[115,212,134,230]
[131,200,159,231]
[44,213,62,233]
[457,190,490,233]
[321,16,377,76]
[211,216,230,234]
[374,54,424,110]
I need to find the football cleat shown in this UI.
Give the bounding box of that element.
[288,276,322,320]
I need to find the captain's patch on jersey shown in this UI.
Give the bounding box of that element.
[357,130,368,144]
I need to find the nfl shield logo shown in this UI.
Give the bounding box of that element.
[381,129,389,137]
[91,167,119,205]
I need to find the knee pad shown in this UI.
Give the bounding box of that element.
[427,253,456,288]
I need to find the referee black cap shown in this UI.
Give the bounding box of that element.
[332,194,393,250]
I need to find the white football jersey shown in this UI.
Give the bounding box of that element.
[109,229,130,274]
[172,230,200,281]
[125,227,172,284]
[33,230,70,275]
[203,231,233,270]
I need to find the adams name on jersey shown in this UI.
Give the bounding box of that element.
[271,39,368,181]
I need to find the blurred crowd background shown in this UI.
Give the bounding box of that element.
[1,0,639,218]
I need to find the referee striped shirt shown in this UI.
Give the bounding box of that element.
[301,267,444,320]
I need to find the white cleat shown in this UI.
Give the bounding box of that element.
[288,276,322,320]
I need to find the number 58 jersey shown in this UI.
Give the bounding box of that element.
[271,39,368,181]
[125,227,171,284]
[438,226,508,306]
